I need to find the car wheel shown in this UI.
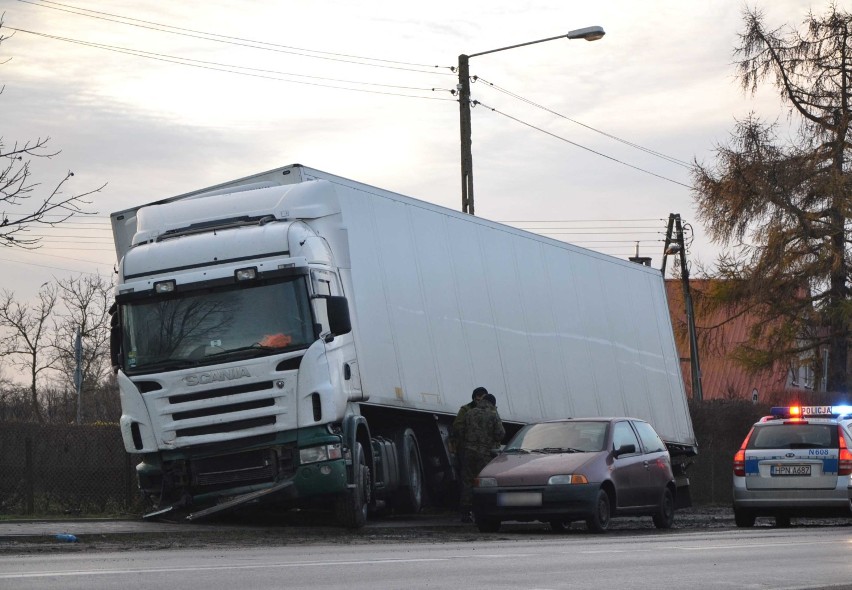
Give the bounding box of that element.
[733,507,755,528]
[549,520,570,533]
[476,517,501,533]
[775,514,791,528]
[652,487,675,529]
[586,488,611,533]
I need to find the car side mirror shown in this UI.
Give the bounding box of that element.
[613,443,636,457]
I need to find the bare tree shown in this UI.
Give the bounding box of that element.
[0,286,59,422]
[692,4,852,392]
[52,274,113,422]
[0,15,104,249]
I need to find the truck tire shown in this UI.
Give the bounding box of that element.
[335,443,371,529]
[586,488,611,533]
[652,488,675,529]
[394,429,423,513]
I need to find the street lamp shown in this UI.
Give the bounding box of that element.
[458,26,605,215]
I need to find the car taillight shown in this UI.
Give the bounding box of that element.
[838,426,852,476]
[733,427,754,477]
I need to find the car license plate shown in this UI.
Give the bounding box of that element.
[771,464,811,476]
[498,492,542,507]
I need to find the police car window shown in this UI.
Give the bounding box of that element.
[750,424,838,449]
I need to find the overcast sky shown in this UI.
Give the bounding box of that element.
[1,0,817,302]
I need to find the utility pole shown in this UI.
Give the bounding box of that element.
[662,213,703,402]
[74,328,83,425]
[458,54,474,215]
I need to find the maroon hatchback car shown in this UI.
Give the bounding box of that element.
[471,417,676,533]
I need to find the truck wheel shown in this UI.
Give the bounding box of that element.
[335,443,371,529]
[394,429,423,513]
[652,488,675,529]
[585,488,611,533]
[734,507,756,528]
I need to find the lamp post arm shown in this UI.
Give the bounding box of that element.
[468,34,568,58]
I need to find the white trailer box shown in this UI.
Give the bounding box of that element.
[110,164,696,525]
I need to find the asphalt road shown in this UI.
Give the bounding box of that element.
[2,523,852,590]
[0,505,741,552]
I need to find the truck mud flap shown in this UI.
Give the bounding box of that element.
[185,480,296,522]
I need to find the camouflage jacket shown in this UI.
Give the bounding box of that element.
[459,399,505,452]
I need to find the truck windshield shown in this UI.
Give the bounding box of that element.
[121,277,314,374]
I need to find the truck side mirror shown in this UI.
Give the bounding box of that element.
[326,296,351,336]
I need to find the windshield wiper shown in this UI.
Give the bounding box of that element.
[204,344,277,360]
[132,359,200,373]
[537,447,583,454]
[502,448,531,454]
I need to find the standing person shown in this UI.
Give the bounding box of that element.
[457,392,505,522]
[449,387,488,456]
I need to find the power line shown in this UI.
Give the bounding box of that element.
[475,100,693,190]
[18,0,454,74]
[474,76,692,168]
[10,28,456,101]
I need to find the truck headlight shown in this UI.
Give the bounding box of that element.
[299,443,342,465]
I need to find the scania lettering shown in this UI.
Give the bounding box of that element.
[109,164,698,527]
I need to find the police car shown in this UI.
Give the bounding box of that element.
[733,405,852,527]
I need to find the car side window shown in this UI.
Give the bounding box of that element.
[612,421,640,455]
[632,420,666,454]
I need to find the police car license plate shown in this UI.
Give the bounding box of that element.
[771,464,811,476]
[498,492,542,507]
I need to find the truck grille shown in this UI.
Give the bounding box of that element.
[193,449,276,487]
[165,380,280,440]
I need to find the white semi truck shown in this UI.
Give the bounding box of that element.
[109,164,697,527]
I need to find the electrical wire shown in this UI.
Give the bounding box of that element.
[475,100,693,189]
[17,0,454,74]
[8,28,456,100]
[474,76,692,168]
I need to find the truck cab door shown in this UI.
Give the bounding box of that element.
[311,270,363,401]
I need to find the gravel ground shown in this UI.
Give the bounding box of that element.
[1,505,849,555]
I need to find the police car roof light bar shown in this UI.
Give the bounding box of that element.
[769,405,852,419]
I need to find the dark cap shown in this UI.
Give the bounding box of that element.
[472,386,488,400]
[484,393,496,406]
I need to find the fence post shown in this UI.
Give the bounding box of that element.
[25,437,34,515]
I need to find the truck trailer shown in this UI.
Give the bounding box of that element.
[109,164,697,526]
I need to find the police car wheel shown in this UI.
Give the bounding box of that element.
[734,507,756,528]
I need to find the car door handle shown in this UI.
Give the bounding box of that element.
[643,460,650,469]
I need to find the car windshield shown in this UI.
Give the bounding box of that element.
[121,276,314,374]
[505,421,607,453]
[749,423,838,449]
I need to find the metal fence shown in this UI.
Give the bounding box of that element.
[0,422,143,516]
[0,401,770,516]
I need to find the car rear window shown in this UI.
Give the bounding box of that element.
[748,423,838,449]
